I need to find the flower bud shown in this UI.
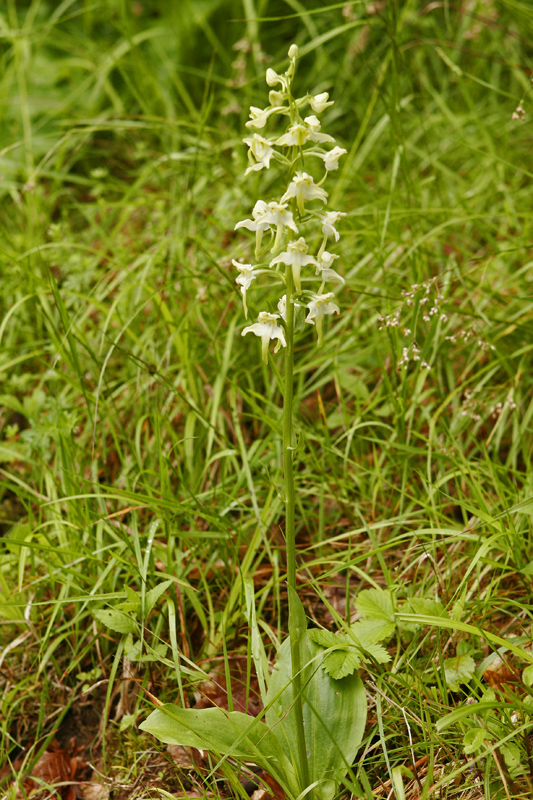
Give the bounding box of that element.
[288,44,299,59]
[266,68,280,86]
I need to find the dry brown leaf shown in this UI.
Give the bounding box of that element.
[81,780,109,800]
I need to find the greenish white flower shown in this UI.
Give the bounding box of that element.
[270,236,317,294]
[235,200,272,255]
[266,68,287,89]
[303,115,336,143]
[308,92,334,114]
[288,44,299,59]
[232,259,256,318]
[281,171,328,215]
[315,251,344,284]
[320,210,347,242]
[242,311,286,363]
[243,134,275,174]
[246,105,283,129]
[321,145,347,172]
[275,116,334,148]
[277,294,300,320]
[305,292,340,346]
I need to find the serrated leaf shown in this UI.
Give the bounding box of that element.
[351,618,395,644]
[359,641,391,664]
[444,655,476,691]
[93,608,137,634]
[408,598,446,618]
[355,589,395,622]
[523,665,533,687]
[323,649,361,679]
[143,642,168,661]
[308,629,345,649]
[146,579,174,614]
[463,727,491,754]
[124,635,142,661]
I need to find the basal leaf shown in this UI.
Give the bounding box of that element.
[463,727,492,754]
[265,632,367,800]
[444,655,476,691]
[93,608,137,634]
[140,704,298,796]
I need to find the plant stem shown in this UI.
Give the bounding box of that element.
[283,266,310,791]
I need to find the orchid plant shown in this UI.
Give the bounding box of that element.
[141,46,369,800]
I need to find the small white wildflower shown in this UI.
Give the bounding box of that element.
[242,311,286,363]
[319,210,346,242]
[232,260,256,318]
[235,199,272,254]
[305,292,340,346]
[320,145,348,171]
[277,294,300,320]
[308,92,334,114]
[303,115,336,143]
[281,171,328,215]
[246,105,283,129]
[315,250,344,284]
[270,237,317,294]
[243,134,275,174]
[266,68,287,89]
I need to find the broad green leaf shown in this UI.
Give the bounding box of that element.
[323,649,361,679]
[408,598,446,618]
[117,586,142,613]
[523,665,533,687]
[145,579,174,614]
[501,743,521,769]
[444,655,476,691]
[124,635,142,661]
[351,618,395,644]
[93,608,137,634]
[463,727,492,754]
[265,632,367,800]
[355,589,395,622]
[308,629,342,649]
[140,705,298,796]
[359,641,391,664]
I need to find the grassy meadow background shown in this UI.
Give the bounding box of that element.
[1,0,533,797]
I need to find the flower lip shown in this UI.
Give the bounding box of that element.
[242,311,287,363]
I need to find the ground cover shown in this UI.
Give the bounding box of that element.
[1,0,533,798]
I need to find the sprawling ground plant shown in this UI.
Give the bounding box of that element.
[2,1,533,798]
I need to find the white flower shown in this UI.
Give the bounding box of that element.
[319,210,346,241]
[246,105,283,129]
[288,44,299,59]
[269,90,285,106]
[235,199,272,255]
[243,134,274,174]
[277,294,300,320]
[266,68,287,89]
[321,145,347,172]
[232,260,256,318]
[303,115,335,143]
[276,116,334,148]
[308,92,334,114]
[270,237,317,294]
[305,292,340,346]
[235,200,298,255]
[315,251,344,284]
[242,311,286,363]
[281,172,328,215]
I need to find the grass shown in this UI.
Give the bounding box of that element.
[1,0,533,797]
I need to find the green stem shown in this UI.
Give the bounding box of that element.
[283,266,310,791]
